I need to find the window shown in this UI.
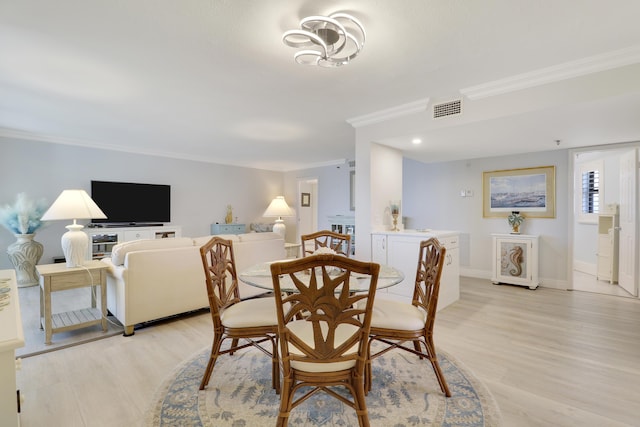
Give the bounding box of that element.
[575,159,604,224]
[581,170,599,213]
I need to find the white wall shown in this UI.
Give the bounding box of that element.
[0,138,284,270]
[402,149,570,288]
[284,163,352,235]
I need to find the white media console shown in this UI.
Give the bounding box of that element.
[83,225,182,260]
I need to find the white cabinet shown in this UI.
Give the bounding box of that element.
[370,231,460,311]
[439,235,460,308]
[328,216,355,255]
[84,225,182,260]
[0,270,23,427]
[210,223,246,235]
[596,210,619,283]
[491,234,539,289]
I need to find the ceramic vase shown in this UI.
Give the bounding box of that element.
[7,233,43,287]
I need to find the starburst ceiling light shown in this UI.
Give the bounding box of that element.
[282,12,366,67]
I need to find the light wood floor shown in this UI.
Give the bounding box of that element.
[16,277,640,427]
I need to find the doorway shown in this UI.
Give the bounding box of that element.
[571,145,638,298]
[297,177,318,243]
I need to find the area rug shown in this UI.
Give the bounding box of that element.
[146,344,502,427]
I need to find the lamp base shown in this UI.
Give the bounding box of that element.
[61,223,88,268]
[272,219,286,239]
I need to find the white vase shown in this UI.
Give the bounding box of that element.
[7,233,44,287]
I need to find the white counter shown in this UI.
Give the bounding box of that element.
[371,230,460,310]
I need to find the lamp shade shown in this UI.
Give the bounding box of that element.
[263,196,293,218]
[41,189,106,267]
[41,189,107,221]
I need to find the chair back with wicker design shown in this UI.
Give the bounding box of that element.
[270,254,379,427]
[365,237,451,397]
[301,229,351,257]
[199,236,279,392]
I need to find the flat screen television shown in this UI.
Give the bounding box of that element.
[91,180,171,224]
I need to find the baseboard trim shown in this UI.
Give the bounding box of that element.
[460,268,569,290]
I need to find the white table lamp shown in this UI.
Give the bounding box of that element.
[263,196,293,238]
[41,189,107,267]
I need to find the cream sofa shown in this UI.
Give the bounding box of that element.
[101,232,286,336]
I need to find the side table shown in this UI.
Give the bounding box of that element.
[36,260,108,345]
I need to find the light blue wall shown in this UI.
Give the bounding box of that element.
[288,149,572,286]
[0,138,284,270]
[402,150,570,286]
[1,136,620,287]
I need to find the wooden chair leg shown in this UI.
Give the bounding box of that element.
[413,340,424,359]
[364,339,374,393]
[199,336,224,390]
[424,336,451,397]
[354,377,370,427]
[271,337,280,394]
[229,338,239,355]
[276,376,293,427]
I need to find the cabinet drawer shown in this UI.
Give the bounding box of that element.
[438,235,459,249]
[124,230,153,241]
[211,224,246,235]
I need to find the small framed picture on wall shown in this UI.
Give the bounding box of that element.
[301,192,311,207]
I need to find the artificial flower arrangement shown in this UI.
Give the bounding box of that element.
[0,193,49,235]
[507,211,525,233]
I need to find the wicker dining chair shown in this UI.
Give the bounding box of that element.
[365,238,451,397]
[199,236,279,392]
[270,254,380,427]
[301,230,352,257]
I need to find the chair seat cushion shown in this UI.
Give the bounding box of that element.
[369,298,427,331]
[221,297,277,328]
[286,320,359,372]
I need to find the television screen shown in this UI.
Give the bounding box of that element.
[91,180,171,224]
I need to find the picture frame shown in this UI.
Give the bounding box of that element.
[301,192,311,207]
[483,166,555,218]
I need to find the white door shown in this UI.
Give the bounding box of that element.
[297,178,318,242]
[618,149,638,296]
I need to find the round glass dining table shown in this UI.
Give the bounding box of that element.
[239,260,405,293]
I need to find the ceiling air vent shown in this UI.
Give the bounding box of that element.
[433,99,462,119]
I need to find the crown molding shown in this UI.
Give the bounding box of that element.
[0,128,349,172]
[346,98,429,128]
[460,45,640,100]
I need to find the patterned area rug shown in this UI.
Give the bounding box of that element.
[147,344,501,426]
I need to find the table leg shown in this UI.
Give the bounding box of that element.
[91,284,97,309]
[39,281,44,331]
[43,278,52,345]
[100,270,107,332]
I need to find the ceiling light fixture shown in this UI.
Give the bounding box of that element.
[282,12,366,67]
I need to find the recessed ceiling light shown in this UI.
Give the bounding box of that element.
[412,138,422,145]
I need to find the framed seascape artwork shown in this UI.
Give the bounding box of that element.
[301,192,311,207]
[483,166,556,218]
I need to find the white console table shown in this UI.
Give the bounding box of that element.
[83,225,182,260]
[0,270,24,427]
